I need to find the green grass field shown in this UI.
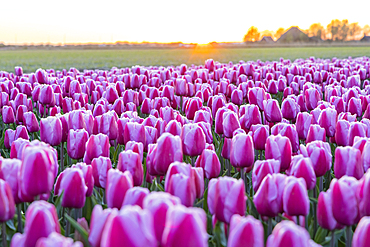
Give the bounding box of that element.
[1,46,370,73]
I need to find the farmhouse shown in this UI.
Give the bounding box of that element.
[277,27,309,43]
[260,36,275,44]
[361,36,370,42]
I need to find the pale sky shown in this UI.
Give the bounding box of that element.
[1,0,369,45]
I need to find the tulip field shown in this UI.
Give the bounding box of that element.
[1,55,370,247]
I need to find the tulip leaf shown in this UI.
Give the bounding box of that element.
[155,179,165,192]
[203,187,209,213]
[213,221,227,247]
[6,220,15,231]
[314,227,327,244]
[309,197,318,204]
[65,213,91,247]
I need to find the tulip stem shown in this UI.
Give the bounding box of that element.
[331,230,335,247]
[191,156,195,167]
[44,105,47,118]
[319,177,323,192]
[241,168,246,190]
[227,160,231,177]
[2,222,6,247]
[313,188,317,238]
[296,216,300,226]
[156,177,161,191]
[346,226,352,247]
[180,96,183,114]
[17,204,23,233]
[65,208,70,237]
[60,142,64,172]
[267,218,272,236]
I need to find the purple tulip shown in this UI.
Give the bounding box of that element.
[67,129,89,160]
[181,123,206,157]
[286,155,316,190]
[265,135,292,172]
[83,134,110,164]
[230,133,254,168]
[334,146,363,180]
[195,149,221,179]
[117,150,143,186]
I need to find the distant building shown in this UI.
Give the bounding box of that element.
[277,27,310,43]
[260,36,275,43]
[361,36,370,42]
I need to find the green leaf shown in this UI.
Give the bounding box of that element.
[6,219,16,231]
[309,197,318,204]
[155,179,164,192]
[213,221,227,247]
[314,227,328,244]
[203,187,209,213]
[64,213,91,247]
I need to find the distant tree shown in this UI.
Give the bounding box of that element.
[348,22,362,40]
[274,28,286,40]
[327,19,349,41]
[260,30,274,38]
[243,26,261,42]
[363,25,370,36]
[308,23,325,39]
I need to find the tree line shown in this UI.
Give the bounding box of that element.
[244,19,370,42]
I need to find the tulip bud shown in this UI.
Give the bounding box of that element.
[318,107,337,137]
[83,134,110,164]
[306,124,326,143]
[305,87,321,111]
[263,99,283,123]
[91,157,112,189]
[181,123,206,157]
[296,112,312,140]
[281,98,299,121]
[67,129,89,160]
[122,187,150,208]
[227,215,264,247]
[143,192,181,244]
[352,216,370,247]
[223,111,241,138]
[88,205,116,247]
[11,201,60,247]
[334,146,363,180]
[36,232,83,247]
[23,112,40,133]
[331,176,359,226]
[106,169,133,209]
[266,221,317,247]
[100,205,157,247]
[0,179,15,222]
[162,205,208,247]
[254,173,287,217]
[265,135,292,172]
[195,149,221,179]
[230,133,254,168]
[208,177,245,223]
[117,150,143,186]
[40,116,63,146]
[286,155,316,190]
[3,105,15,124]
[18,144,57,199]
[54,168,87,208]
[252,159,280,192]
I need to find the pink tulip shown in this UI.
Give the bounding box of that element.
[117,150,143,186]
[11,201,60,247]
[349,122,367,146]
[91,157,112,189]
[18,144,57,199]
[335,120,350,146]
[123,122,146,145]
[23,112,40,133]
[334,146,363,180]
[195,149,221,179]
[40,116,63,146]
[296,112,312,140]
[67,129,89,160]
[306,124,326,143]
[122,187,150,208]
[227,215,264,247]
[83,134,110,164]
[72,162,94,197]
[106,169,133,209]
[88,205,116,247]
[252,159,280,192]
[304,87,321,110]
[239,105,262,131]
[148,133,183,176]
[180,123,206,157]
[35,232,83,247]
[208,177,245,223]
[264,99,283,123]
[222,111,241,138]
[271,123,299,152]
[317,188,341,231]
[331,176,359,226]
[54,168,87,208]
[352,216,370,247]
[100,205,156,247]
[0,179,15,222]
[286,155,316,190]
[3,105,15,124]
[281,97,299,121]
[318,107,337,137]
[161,205,208,247]
[265,135,292,172]
[266,221,317,247]
[301,141,332,177]
[230,133,254,168]
[143,192,181,244]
